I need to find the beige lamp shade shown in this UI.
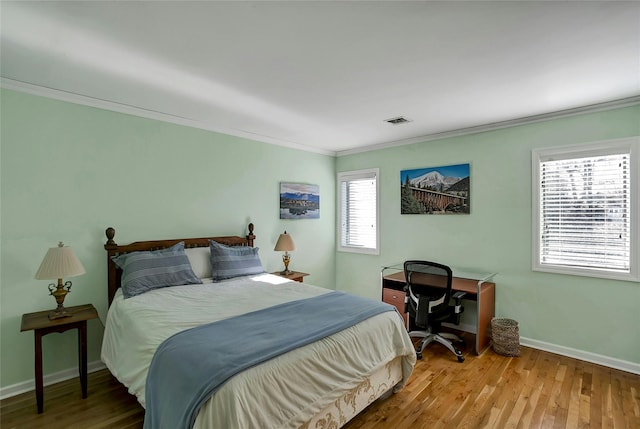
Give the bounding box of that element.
[35,242,86,280]
[274,232,295,252]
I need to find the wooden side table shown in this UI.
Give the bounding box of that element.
[271,271,309,283]
[20,304,98,413]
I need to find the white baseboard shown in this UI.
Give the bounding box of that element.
[0,360,106,400]
[436,326,639,375]
[520,337,640,375]
[415,324,639,375]
[2,339,638,400]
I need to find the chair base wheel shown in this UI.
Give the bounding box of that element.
[457,355,465,363]
[416,352,423,360]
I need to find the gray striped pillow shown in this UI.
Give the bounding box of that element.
[209,240,265,281]
[112,242,202,298]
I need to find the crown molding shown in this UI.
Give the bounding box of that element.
[3,77,637,159]
[337,95,640,157]
[0,77,336,157]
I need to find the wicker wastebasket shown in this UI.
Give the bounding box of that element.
[491,318,520,357]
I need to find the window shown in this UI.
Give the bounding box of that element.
[532,137,639,282]
[338,168,379,254]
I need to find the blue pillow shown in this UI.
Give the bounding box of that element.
[112,242,202,298]
[209,240,265,281]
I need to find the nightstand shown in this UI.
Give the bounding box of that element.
[271,271,309,283]
[20,304,98,413]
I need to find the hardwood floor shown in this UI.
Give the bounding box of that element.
[2,338,639,428]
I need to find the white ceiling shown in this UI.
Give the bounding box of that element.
[1,1,639,155]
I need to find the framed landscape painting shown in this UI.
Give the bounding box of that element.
[280,182,320,219]
[401,163,470,214]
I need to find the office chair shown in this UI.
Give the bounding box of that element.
[403,260,466,362]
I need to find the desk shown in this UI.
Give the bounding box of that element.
[381,264,496,354]
[20,304,98,413]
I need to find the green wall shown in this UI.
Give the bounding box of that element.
[2,87,638,392]
[336,105,640,365]
[0,89,336,388]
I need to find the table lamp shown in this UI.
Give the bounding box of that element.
[274,231,295,275]
[35,242,86,319]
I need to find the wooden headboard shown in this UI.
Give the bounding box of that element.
[104,223,256,306]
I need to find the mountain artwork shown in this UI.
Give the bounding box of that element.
[400,163,470,214]
[280,182,320,219]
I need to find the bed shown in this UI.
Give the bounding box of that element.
[101,223,416,429]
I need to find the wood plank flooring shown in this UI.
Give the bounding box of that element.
[2,338,639,428]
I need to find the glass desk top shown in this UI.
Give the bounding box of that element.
[381,262,497,284]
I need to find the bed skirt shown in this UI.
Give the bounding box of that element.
[300,357,403,429]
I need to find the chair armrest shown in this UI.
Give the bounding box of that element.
[403,284,409,313]
[452,291,466,301]
[451,291,466,319]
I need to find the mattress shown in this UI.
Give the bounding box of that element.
[101,273,416,428]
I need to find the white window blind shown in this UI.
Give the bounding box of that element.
[338,169,379,254]
[533,138,638,281]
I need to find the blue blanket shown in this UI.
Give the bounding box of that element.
[143,291,395,429]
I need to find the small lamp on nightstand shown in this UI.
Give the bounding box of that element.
[274,231,295,275]
[35,242,86,320]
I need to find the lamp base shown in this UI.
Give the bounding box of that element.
[281,253,292,276]
[48,308,72,320]
[48,280,73,320]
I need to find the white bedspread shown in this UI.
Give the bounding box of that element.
[101,273,416,429]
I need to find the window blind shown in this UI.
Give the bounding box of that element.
[539,152,630,272]
[338,169,378,252]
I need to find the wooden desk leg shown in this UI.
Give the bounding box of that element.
[34,330,44,413]
[475,302,480,354]
[476,284,496,354]
[78,321,88,398]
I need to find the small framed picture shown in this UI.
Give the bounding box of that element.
[280,182,320,219]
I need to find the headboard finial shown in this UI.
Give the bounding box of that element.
[105,227,116,246]
[247,223,255,247]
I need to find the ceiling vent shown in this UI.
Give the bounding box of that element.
[385,116,412,125]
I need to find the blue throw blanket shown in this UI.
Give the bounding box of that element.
[143,291,395,429]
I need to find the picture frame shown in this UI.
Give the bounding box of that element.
[400,163,470,214]
[279,182,320,219]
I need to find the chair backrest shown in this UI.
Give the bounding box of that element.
[403,260,453,315]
